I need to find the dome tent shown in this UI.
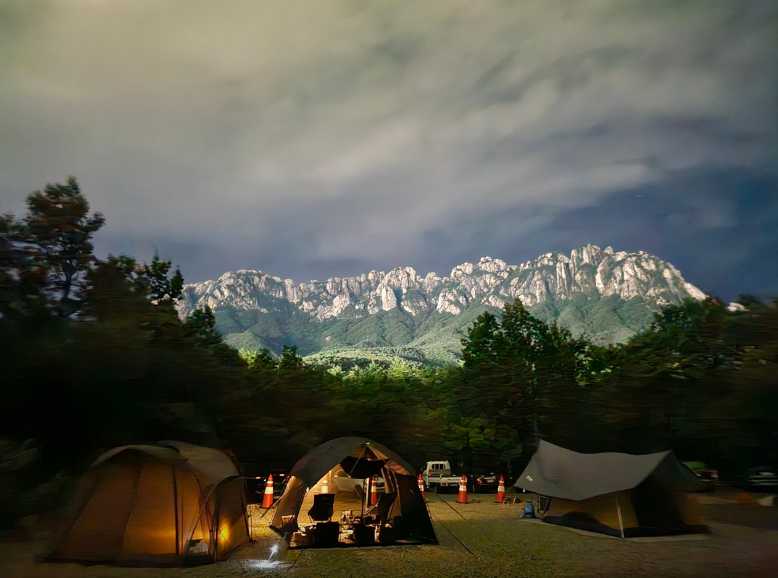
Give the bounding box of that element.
[515,440,707,537]
[271,437,436,547]
[49,441,249,565]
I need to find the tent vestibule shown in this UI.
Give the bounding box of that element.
[271,437,436,548]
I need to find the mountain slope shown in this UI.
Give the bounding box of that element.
[178,244,706,364]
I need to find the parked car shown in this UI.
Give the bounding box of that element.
[332,471,384,494]
[683,461,720,481]
[423,460,462,492]
[474,472,499,492]
[332,471,362,493]
[682,461,718,492]
[742,465,778,489]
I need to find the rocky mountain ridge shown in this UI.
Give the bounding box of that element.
[177,244,705,363]
[179,244,704,322]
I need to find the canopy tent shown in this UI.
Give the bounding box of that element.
[271,437,436,547]
[48,441,249,566]
[515,440,707,537]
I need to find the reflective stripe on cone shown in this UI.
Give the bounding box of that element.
[495,475,505,503]
[457,475,468,504]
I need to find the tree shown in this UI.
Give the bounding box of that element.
[461,312,501,369]
[591,298,736,454]
[456,298,604,457]
[499,300,591,446]
[21,177,105,316]
[183,305,222,346]
[140,254,183,303]
[0,214,49,320]
[241,347,276,370]
[278,345,304,371]
[81,258,160,324]
[182,304,243,367]
[103,254,183,305]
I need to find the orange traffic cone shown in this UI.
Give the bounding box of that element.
[495,475,506,503]
[417,473,425,498]
[370,476,379,506]
[261,474,274,509]
[736,491,754,504]
[457,475,469,504]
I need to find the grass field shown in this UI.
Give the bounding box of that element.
[3,492,778,578]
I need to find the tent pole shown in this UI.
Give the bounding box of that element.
[361,478,366,518]
[351,447,367,518]
[615,495,625,539]
[171,465,179,556]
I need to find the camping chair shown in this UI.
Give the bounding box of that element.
[307,493,338,547]
[308,493,335,522]
[501,495,521,506]
[365,493,397,545]
[366,492,395,525]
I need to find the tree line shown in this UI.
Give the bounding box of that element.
[1,178,776,527]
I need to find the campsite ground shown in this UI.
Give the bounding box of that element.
[3,491,778,578]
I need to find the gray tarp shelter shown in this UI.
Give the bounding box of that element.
[515,440,707,537]
[271,437,436,546]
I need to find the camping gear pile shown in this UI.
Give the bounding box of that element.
[270,437,436,549]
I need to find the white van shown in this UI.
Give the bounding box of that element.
[423,460,461,490]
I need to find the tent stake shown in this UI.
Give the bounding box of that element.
[615,495,625,539]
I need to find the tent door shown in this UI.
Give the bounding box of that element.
[632,479,683,532]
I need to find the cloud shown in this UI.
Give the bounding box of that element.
[0,0,776,289]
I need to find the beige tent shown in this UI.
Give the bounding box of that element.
[271,437,436,547]
[49,441,249,565]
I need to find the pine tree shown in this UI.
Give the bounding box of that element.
[461,311,501,369]
[21,177,105,316]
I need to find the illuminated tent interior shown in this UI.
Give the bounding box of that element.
[48,441,250,565]
[515,440,708,537]
[271,437,436,548]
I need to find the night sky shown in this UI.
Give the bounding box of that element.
[1,1,776,300]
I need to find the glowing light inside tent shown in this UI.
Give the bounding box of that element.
[218,523,230,543]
